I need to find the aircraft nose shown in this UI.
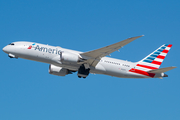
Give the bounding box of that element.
[3,46,6,52]
[2,46,8,53]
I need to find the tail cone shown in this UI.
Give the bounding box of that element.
[163,74,168,77]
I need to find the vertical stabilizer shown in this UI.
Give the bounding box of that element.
[135,44,173,72]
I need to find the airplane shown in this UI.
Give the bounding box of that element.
[2,35,176,79]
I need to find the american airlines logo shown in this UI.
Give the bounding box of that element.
[27,43,35,49]
[28,43,62,55]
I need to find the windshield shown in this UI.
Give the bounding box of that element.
[8,43,15,45]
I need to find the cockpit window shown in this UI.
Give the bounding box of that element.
[8,43,15,45]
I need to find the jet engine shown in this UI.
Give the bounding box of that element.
[49,64,71,76]
[60,52,80,63]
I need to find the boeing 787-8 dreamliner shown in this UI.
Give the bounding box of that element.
[2,35,176,79]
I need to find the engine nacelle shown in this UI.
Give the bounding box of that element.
[49,64,69,76]
[61,52,80,63]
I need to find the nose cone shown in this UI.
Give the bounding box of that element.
[2,46,9,54]
[3,46,6,52]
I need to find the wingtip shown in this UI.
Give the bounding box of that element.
[131,35,144,38]
[137,35,144,38]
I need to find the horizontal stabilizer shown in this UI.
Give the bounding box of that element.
[148,66,176,73]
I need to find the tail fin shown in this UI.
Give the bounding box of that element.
[135,44,173,71]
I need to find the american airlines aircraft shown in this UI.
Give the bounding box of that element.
[2,35,176,79]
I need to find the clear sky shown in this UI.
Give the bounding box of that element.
[0,0,180,120]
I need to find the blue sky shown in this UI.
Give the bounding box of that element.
[0,0,179,120]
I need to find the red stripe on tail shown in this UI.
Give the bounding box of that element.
[157,55,165,59]
[167,44,172,47]
[151,61,162,65]
[136,64,158,70]
[162,49,169,53]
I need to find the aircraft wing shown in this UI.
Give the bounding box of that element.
[80,35,143,67]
